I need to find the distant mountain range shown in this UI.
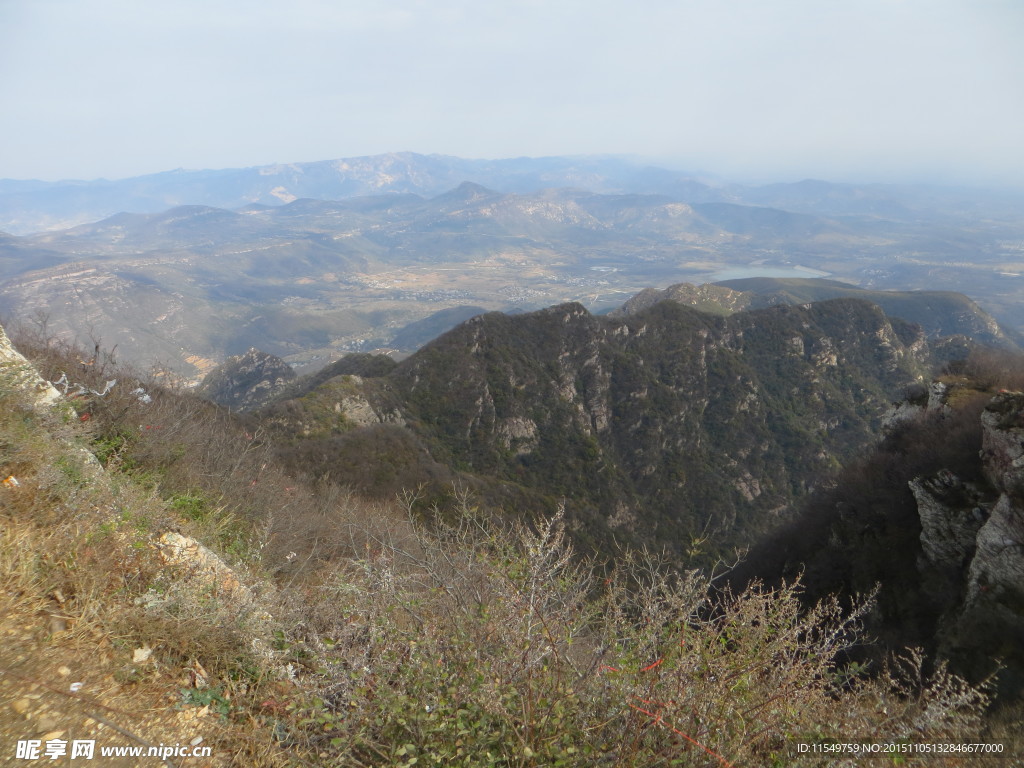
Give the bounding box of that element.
[0,154,721,234]
[4,152,1023,235]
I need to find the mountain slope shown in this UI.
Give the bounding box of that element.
[3,319,999,764]
[612,282,756,316]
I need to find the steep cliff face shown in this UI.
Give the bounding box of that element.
[910,470,987,571]
[913,393,1024,588]
[919,393,1024,688]
[336,296,931,556]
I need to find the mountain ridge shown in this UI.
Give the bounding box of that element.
[615,278,1021,351]
[252,295,933,560]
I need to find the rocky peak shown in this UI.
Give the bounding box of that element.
[197,347,296,412]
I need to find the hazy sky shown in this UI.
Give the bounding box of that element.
[2,0,1022,184]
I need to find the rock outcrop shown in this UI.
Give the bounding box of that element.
[963,394,1024,618]
[910,470,987,571]
[979,392,1024,496]
[0,324,62,410]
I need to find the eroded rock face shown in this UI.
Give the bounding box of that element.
[497,416,539,456]
[882,400,926,432]
[334,392,382,427]
[963,394,1024,619]
[965,493,1024,609]
[980,392,1024,497]
[910,470,986,570]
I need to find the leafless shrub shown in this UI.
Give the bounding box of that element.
[280,493,993,767]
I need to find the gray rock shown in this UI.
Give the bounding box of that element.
[910,470,986,570]
[980,392,1024,496]
[965,493,1024,610]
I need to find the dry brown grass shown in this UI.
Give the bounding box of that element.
[0,353,298,766]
